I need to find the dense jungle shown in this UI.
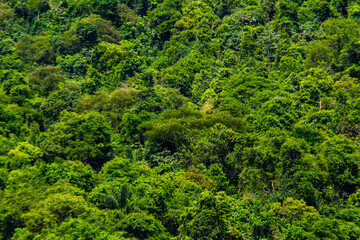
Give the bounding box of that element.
[1,0,360,239]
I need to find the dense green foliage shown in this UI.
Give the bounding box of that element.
[2,0,360,239]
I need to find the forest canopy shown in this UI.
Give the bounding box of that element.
[1,0,360,239]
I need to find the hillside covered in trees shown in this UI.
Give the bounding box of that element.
[2,0,360,239]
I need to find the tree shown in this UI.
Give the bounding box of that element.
[94,0,122,25]
[298,0,331,24]
[28,66,66,96]
[299,68,333,108]
[6,142,43,170]
[91,41,134,73]
[348,3,360,19]
[15,35,54,65]
[332,75,360,105]
[75,88,138,130]
[2,72,32,104]
[305,40,334,70]
[21,193,88,232]
[0,3,15,29]
[40,160,96,192]
[101,157,148,183]
[274,0,299,35]
[148,0,182,42]
[0,105,24,137]
[179,191,241,239]
[62,15,120,53]
[143,107,243,154]
[40,84,81,125]
[320,135,360,194]
[119,212,169,239]
[75,21,98,47]
[42,111,112,169]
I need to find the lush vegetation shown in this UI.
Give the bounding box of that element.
[1,0,360,239]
